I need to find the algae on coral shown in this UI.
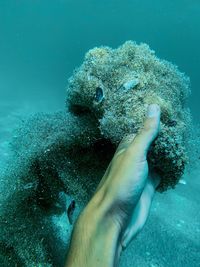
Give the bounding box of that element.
[67,41,192,191]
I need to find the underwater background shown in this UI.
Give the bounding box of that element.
[0,1,199,266]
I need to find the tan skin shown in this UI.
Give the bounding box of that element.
[65,104,161,267]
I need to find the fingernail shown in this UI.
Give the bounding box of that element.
[147,104,160,118]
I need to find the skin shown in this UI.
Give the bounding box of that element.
[65,104,161,267]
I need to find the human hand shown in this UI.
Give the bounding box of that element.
[95,104,161,249]
[65,104,161,267]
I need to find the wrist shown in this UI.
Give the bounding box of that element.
[65,191,122,267]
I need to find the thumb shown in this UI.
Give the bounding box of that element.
[128,104,161,160]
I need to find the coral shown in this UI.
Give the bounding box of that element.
[67,41,192,191]
[0,41,192,266]
[0,111,114,266]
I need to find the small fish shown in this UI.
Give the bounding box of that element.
[94,87,104,103]
[168,120,177,127]
[67,200,76,225]
[120,78,139,91]
[23,181,38,190]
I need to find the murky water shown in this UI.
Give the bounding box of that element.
[0,1,199,266]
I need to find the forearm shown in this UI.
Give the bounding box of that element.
[65,190,122,267]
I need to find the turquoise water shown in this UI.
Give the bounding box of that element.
[0,1,199,267]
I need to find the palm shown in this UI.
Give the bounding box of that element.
[101,144,158,249]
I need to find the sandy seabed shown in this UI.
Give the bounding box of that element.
[0,99,199,267]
